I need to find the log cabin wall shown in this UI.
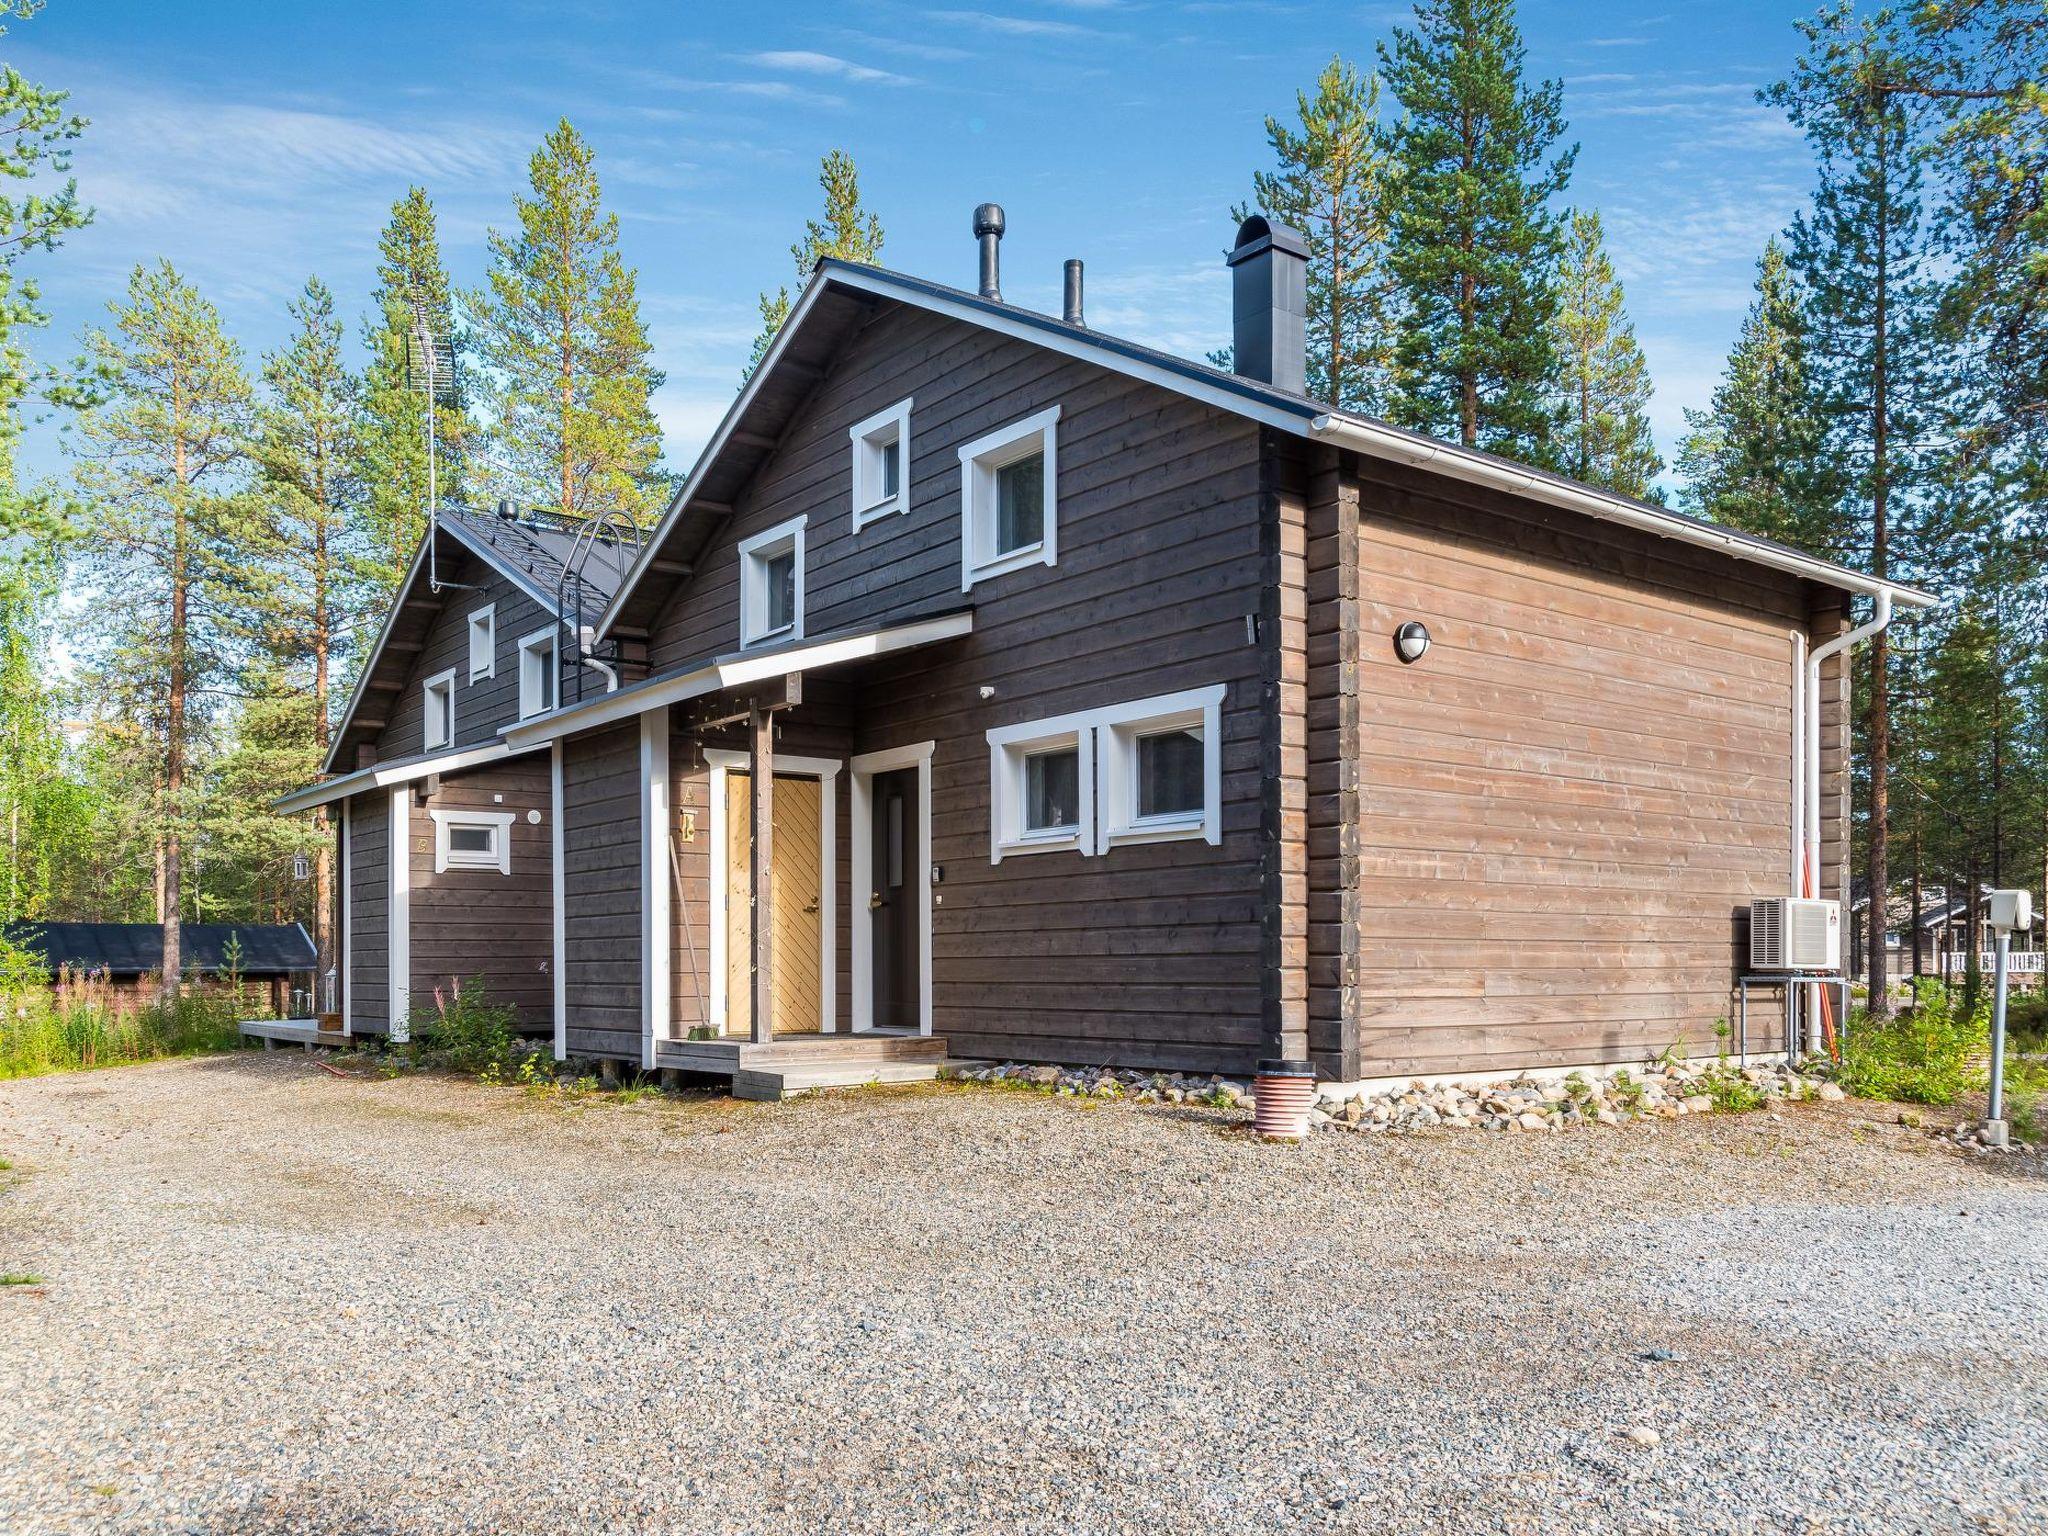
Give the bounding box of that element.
[405,756,554,1029]
[1339,455,1811,1079]
[559,722,642,1060]
[344,790,389,1033]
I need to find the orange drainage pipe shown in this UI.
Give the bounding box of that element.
[1253,1060,1318,1140]
[1803,852,1841,1060]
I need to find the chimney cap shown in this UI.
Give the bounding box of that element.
[973,202,1006,238]
[1227,213,1309,266]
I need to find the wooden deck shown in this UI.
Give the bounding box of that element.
[239,1019,349,1051]
[654,1032,947,1101]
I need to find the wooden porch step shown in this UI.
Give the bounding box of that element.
[654,1031,948,1100]
[731,1058,943,1102]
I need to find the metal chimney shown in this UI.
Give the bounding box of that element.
[1225,214,1309,395]
[973,203,1005,301]
[1062,259,1085,327]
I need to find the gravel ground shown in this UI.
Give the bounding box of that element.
[1,1054,2043,1536]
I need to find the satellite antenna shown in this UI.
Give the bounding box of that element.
[404,292,461,592]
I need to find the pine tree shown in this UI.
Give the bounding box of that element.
[357,187,467,592]
[252,276,365,982]
[1378,0,1576,460]
[72,262,255,995]
[471,120,665,524]
[749,149,884,376]
[1232,57,1398,411]
[1551,210,1660,498]
[1676,240,1845,551]
[1765,2,1940,1015]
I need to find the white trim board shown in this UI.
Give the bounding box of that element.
[639,712,671,1071]
[388,787,410,1042]
[704,748,840,1036]
[551,740,566,1063]
[275,740,550,816]
[849,741,935,1036]
[339,798,352,1036]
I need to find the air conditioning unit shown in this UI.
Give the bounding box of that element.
[1750,897,1841,972]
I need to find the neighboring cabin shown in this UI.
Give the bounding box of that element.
[2,922,318,1016]
[279,210,1935,1097]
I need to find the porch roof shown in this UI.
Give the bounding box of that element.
[498,607,975,749]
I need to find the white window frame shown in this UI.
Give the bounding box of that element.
[738,514,807,648]
[421,668,456,751]
[959,404,1059,591]
[984,683,1227,863]
[428,808,515,875]
[849,397,912,530]
[986,707,1096,862]
[466,605,496,681]
[517,626,558,719]
[1095,685,1226,850]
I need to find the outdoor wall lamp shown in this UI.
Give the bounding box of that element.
[1394,621,1431,664]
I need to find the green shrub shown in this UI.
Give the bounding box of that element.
[2004,990,2048,1054]
[2006,1058,2048,1143]
[1838,978,1986,1106]
[0,937,244,1079]
[406,977,521,1075]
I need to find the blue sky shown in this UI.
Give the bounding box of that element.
[13,0,1821,491]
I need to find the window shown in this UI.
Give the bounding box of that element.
[428,809,516,874]
[466,606,496,680]
[985,683,1226,862]
[738,515,806,647]
[421,669,456,750]
[517,628,558,719]
[849,398,912,528]
[960,404,1059,590]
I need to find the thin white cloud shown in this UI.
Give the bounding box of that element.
[925,10,1106,39]
[746,50,915,86]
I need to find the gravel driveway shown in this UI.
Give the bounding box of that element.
[1,1055,2043,1535]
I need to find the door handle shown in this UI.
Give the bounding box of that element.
[803,899,820,914]
[868,891,885,911]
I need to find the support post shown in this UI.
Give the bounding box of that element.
[749,704,775,1046]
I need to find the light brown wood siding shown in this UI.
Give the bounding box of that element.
[374,551,558,762]
[1341,458,1805,1077]
[345,790,388,1033]
[561,721,641,1059]
[406,756,554,1028]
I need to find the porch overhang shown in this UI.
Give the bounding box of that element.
[498,608,975,748]
[272,739,550,815]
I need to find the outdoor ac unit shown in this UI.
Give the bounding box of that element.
[1750,897,1841,972]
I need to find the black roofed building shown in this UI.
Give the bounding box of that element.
[4,922,319,1013]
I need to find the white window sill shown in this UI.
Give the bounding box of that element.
[1102,814,1210,849]
[994,826,1086,861]
[965,541,1050,590]
[740,623,796,651]
[853,494,907,530]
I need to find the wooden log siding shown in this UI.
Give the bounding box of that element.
[1809,591,1850,908]
[1346,458,1808,1077]
[1304,446,1362,1078]
[407,758,554,1028]
[346,791,389,1033]
[374,550,559,762]
[560,722,642,1059]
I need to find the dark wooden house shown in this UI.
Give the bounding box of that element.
[279,211,1934,1097]
[4,922,318,1015]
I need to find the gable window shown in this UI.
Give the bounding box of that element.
[428,808,516,875]
[517,628,558,719]
[421,669,456,751]
[466,605,496,681]
[984,683,1226,862]
[960,404,1059,590]
[849,398,912,529]
[738,515,806,647]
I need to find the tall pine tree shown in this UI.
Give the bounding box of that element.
[1551,209,1660,498]
[1676,240,1844,551]
[749,149,884,376]
[1766,2,1940,1014]
[72,262,255,994]
[472,120,665,524]
[1232,57,1398,411]
[357,187,467,593]
[1378,0,1576,460]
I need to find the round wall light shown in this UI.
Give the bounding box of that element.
[1394,621,1431,665]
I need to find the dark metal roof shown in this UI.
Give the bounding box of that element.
[439,503,635,625]
[2,923,318,976]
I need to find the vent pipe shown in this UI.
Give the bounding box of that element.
[1062,259,1085,327]
[1226,213,1309,395]
[496,497,518,520]
[973,203,1005,301]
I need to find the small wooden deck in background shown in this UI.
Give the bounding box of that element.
[654,1032,947,1101]
[239,1019,348,1051]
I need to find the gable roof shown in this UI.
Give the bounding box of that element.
[322,505,638,775]
[4,922,317,976]
[597,257,1936,642]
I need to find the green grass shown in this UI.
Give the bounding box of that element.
[0,986,246,1080]
[0,1272,42,1286]
[1839,978,1986,1106]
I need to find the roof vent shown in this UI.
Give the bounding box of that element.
[1063,259,1084,327]
[496,498,518,521]
[1226,214,1309,395]
[973,202,1005,302]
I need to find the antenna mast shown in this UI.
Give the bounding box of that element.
[404,294,458,591]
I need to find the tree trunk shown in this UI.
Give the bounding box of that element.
[1864,124,1893,1019]
[161,396,188,1000]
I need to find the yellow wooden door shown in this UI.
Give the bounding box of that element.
[725,773,823,1036]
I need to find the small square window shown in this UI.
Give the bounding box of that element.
[960,405,1059,590]
[429,808,516,874]
[422,670,456,751]
[1098,687,1225,850]
[738,516,806,647]
[1024,745,1080,833]
[517,628,558,719]
[849,398,912,529]
[466,606,496,681]
[985,717,1092,862]
[1135,727,1203,820]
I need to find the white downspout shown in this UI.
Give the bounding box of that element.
[579,625,620,693]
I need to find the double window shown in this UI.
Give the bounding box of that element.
[466,605,496,680]
[960,405,1059,590]
[985,684,1225,862]
[421,669,456,751]
[849,398,911,529]
[517,628,558,719]
[428,808,516,875]
[738,515,806,647]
